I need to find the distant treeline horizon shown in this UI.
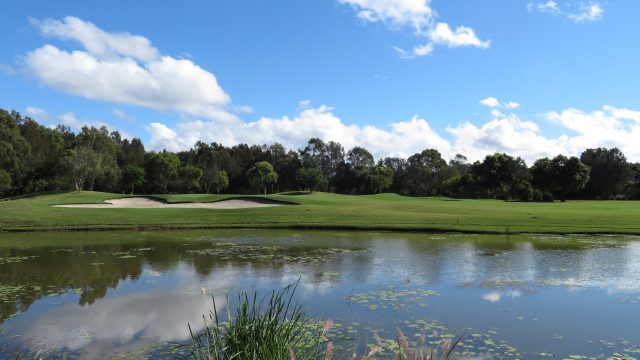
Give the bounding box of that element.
[2,109,639,201]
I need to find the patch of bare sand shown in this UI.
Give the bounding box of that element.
[53,197,286,209]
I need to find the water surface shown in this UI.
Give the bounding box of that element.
[1,230,639,359]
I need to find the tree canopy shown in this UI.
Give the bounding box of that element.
[1,108,639,201]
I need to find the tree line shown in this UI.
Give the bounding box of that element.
[2,109,639,201]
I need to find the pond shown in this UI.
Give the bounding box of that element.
[0,230,639,359]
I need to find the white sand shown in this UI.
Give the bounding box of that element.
[53,197,286,209]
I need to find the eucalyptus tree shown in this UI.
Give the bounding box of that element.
[246,161,278,194]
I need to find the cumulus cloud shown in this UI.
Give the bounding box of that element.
[544,106,640,161]
[147,105,451,159]
[24,16,237,122]
[146,101,640,164]
[339,0,489,58]
[479,97,500,108]
[447,113,568,163]
[527,1,604,23]
[24,106,131,138]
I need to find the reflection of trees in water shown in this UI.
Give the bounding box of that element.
[0,245,145,323]
[0,232,637,324]
[0,238,366,322]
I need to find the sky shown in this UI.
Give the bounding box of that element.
[2,0,640,163]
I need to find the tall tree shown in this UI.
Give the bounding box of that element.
[121,165,146,194]
[367,166,393,194]
[0,110,31,194]
[473,153,531,200]
[406,149,447,196]
[178,164,203,193]
[0,170,11,197]
[551,155,590,201]
[210,170,229,195]
[67,147,102,191]
[296,167,325,193]
[580,148,630,199]
[246,161,278,194]
[145,151,180,193]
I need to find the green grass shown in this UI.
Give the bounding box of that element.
[1,191,640,234]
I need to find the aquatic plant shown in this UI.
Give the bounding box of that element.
[186,281,329,360]
[185,283,460,360]
[11,350,47,360]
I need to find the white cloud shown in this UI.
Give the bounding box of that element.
[528,1,604,23]
[447,113,568,163]
[24,16,237,122]
[25,106,132,139]
[58,112,132,138]
[480,97,520,110]
[479,97,500,108]
[338,0,434,31]
[234,105,255,114]
[32,16,159,62]
[528,1,560,14]
[339,0,489,58]
[25,106,50,120]
[147,105,451,159]
[429,23,490,49]
[567,2,604,23]
[145,102,640,164]
[544,106,640,161]
[113,109,136,123]
[504,101,521,110]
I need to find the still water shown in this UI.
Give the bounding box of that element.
[0,230,639,359]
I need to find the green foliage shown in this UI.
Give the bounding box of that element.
[472,153,531,200]
[146,151,180,193]
[367,166,393,194]
[580,147,630,199]
[406,149,448,196]
[67,147,103,191]
[179,164,204,193]
[210,170,229,195]
[121,165,146,194]
[532,155,590,201]
[2,108,639,200]
[296,167,326,193]
[187,283,327,360]
[247,161,278,194]
[0,169,12,196]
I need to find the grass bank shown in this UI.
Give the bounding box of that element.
[1,191,640,234]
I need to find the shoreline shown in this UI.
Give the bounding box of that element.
[2,223,639,235]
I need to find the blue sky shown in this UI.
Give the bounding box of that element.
[2,0,640,162]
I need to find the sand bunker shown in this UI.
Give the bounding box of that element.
[53,197,286,209]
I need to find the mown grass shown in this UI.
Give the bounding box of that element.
[1,191,640,234]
